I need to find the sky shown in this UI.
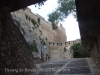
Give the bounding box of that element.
[28,0,80,41]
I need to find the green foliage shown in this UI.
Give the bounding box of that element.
[64,47,67,52]
[41,39,46,46]
[37,24,39,28]
[48,10,64,23]
[70,43,89,58]
[48,0,76,23]
[52,23,58,30]
[13,19,21,28]
[39,30,42,35]
[25,14,31,21]
[37,18,40,25]
[29,40,38,52]
[31,19,37,26]
[21,28,25,35]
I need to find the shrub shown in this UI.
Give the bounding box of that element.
[64,47,67,52]
[52,23,58,30]
[70,42,90,58]
[29,40,38,52]
[41,39,46,46]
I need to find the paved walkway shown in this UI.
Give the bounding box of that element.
[31,58,100,75]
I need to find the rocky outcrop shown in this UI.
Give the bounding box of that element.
[0,13,35,75]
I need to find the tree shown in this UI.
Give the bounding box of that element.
[48,0,76,23]
[70,42,90,58]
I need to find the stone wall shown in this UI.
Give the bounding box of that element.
[0,13,35,75]
[11,8,69,61]
[47,43,73,60]
[82,36,100,68]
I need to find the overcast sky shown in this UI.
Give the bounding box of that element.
[28,0,80,41]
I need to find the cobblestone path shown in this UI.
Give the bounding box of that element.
[31,58,100,75]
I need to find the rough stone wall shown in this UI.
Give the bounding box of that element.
[47,42,73,60]
[75,0,100,68]
[22,8,66,42]
[82,36,100,68]
[0,13,34,75]
[11,8,69,61]
[11,9,49,60]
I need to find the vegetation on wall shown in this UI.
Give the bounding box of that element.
[37,18,40,25]
[25,14,39,28]
[29,40,38,52]
[64,47,67,52]
[42,40,46,46]
[31,19,37,26]
[21,28,25,35]
[13,19,21,28]
[39,30,42,35]
[70,42,90,58]
[52,23,58,30]
[25,14,31,21]
[37,24,39,28]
